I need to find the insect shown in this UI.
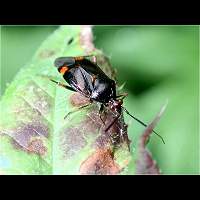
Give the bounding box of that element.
[50,55,165,144]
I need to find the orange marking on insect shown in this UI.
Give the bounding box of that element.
[75,56,84,61]
[60,66,69,74]
[92,75,97,83]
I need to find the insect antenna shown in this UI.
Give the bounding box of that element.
[122,107,165,144]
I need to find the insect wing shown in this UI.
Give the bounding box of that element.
[78,59,111,80]
[63,67,94,98]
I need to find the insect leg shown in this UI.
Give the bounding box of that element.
[50,79,76,92]
[64,103,91,119]
[98,104,106,125]
[38,75,76,91]
[104,113,121,132]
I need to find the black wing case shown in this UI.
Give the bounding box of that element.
[76,59,112,80]
[63,67,93,98]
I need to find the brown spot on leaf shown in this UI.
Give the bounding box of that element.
[11,122,49,154]
[60,127,87,158]
[60,105,130,160]
[87,109,130,150]
[39,50,55,58]
[27,138,47,156]
[70,93,90,107]
[80,149,121,175]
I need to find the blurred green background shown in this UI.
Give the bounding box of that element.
[1,26,199,174]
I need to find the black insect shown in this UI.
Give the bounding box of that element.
[50,55,165,144]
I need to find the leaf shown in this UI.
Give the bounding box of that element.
[0,25,131,174]
[135,101,168,174]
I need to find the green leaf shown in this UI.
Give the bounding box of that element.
[0,25,132,175]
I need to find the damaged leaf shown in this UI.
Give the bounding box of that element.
[0,25,132,174]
